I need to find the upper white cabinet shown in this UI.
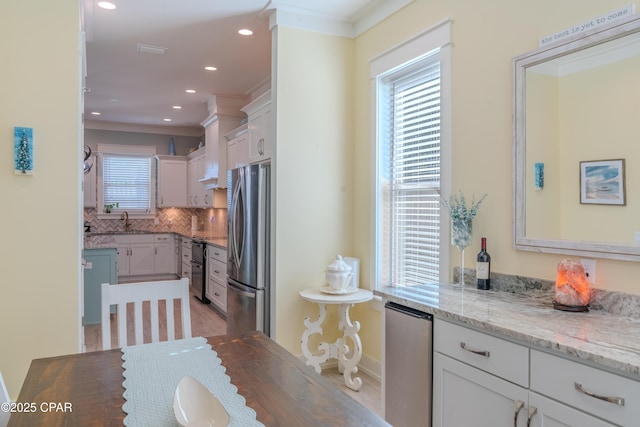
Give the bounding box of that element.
[187,149,209,208]
[226,124,249,172]
[200,95,246,189]
[156,155,187,208]
[241,90,272,164]
[83,156,97,208]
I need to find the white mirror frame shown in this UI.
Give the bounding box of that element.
[513,14,640,262]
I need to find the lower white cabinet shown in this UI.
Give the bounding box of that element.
[114,234,176,279]
[206,245,227,312]
[433,318,640,427]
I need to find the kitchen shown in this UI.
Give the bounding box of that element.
[4,1,640,426]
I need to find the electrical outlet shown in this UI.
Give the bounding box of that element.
[580,258,596,285]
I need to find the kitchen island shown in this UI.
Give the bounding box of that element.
[8,332,388,426]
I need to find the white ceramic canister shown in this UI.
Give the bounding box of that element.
[325,255,353,291]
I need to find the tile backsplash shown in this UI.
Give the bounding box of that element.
[84,207,227,237]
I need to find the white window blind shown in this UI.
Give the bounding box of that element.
[380,53,441,287]
[102,154,152,212]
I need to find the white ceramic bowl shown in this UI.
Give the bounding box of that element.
[173,376,230,427]
[326,270,353,291]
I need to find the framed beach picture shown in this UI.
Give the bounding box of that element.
[14,126,34,175]
[580,159,625,205]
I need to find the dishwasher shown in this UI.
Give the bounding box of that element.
[384,301,433,427]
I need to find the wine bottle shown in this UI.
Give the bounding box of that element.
[476,237,491,290]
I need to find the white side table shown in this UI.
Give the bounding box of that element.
[299,287,373,391]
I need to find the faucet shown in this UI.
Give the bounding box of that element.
[120,211,132,232]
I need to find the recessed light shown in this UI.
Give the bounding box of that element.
[185,89,196,94]
[97,1,116,10]
[163,118,172,122]
[172,105,182,109]
[90,112,101,115]
[204,66,217,71]
[238,28,253,36]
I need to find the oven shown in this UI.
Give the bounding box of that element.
[190,240,210,304]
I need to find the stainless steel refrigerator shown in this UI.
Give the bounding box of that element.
[227,163,270,336]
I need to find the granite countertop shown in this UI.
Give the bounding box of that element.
[85,231,227,250]
[376,283,640,381]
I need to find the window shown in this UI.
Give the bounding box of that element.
[371,21,451,290]
[97,144,156,216]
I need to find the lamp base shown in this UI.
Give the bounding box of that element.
[553,301,589,312]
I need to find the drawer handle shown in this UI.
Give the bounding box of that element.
[214,270,220,274]
[574,382,625,406]
[527,406,537,427]
[514,400,524,427]
[460,342,490,357]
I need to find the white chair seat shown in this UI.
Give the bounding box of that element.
[101,278,192,350]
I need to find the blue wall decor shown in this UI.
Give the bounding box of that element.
[534,162,544,190]
[14,127,34,175]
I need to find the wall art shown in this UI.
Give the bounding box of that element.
[580,159,625,205]
[14,126,34,175]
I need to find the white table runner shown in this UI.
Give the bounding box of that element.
[121,337,263,426]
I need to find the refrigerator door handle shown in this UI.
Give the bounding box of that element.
[230,170,242,268]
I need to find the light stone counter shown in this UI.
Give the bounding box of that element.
[376,283,640,380]
[84,231,227,250]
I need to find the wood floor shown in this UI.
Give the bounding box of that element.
[83,291,382,418]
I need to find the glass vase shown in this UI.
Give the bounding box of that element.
[451,218,472,285]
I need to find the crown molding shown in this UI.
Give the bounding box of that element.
[268,0,414,38]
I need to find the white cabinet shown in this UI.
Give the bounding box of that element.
[114,234,176,279]
[433,319,530,426]
[181,237,192,284]
[433,318,640,427]
[157,156,187,207]
[83,158,97,208]
[153,234,175,275]
[187,149,208,207]
[206,245,227,312]
[241,90,272,164]
[226,124,249,172]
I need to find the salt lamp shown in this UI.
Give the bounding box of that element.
[553,258,590,312]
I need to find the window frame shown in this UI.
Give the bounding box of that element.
[96,144,157,219]
[370,20,453,290]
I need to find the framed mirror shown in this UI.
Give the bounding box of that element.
[513,14,640,261]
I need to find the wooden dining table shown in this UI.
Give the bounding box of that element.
[7,332,389,426]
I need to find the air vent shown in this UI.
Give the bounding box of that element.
[136,44,167,55]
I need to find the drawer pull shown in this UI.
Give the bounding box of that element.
[574,382,625,406]
[527,406,537,427]
[460,342,490,357]
[514,400,524,427]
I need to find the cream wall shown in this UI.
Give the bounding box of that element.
[273,26,355,353]
[349,0,639,362]
[0,0,82,398]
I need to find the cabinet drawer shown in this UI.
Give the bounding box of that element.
[208,246,226,263]
[208,259,226,281]
[209,279,226,312]
[434,319,529,387]
[531,350,640,425]
[114,234,154,244]
[154,234,172,243]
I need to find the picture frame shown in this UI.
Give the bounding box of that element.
[580,159,625,205]
[14,126,34,175]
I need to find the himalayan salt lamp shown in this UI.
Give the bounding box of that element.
[553,258,590,312]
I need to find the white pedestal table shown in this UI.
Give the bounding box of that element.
[298,287,373,391]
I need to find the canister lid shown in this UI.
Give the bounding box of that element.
[327,255,352,272]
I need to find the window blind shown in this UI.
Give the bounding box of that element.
[381,55,441,287]
[102,154,152,212]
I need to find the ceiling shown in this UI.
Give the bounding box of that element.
[82,0,381,135]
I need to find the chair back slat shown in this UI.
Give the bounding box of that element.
[101,278,192,350]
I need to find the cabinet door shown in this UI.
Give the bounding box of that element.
[158,159,187,207]
[528,392,616,427]
[154,243,174,274]
[248,104,271,163]
[128,243,155,275]
[83,159,97,208]
[433,353,529,427]
[116,244,130,276]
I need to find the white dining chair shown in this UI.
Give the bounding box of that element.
[101,278,192,350]
[0,371,10,427]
